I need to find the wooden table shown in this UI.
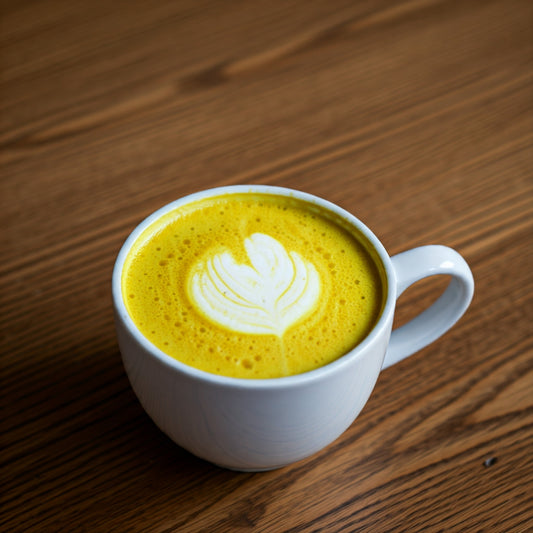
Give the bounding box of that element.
[2,1,532,531]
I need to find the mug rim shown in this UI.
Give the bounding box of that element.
[112,184,397,389]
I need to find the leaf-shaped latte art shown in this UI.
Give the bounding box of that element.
[189,233,320,336]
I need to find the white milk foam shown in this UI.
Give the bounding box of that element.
[189,233,320,336]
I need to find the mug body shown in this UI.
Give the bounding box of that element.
[112,185,397,471]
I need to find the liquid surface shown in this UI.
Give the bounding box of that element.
[122,193,385,378]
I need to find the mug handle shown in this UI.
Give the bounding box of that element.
[382,245,474,369]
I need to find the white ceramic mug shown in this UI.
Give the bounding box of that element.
[112,185,474,471]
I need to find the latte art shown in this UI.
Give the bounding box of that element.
[189,233,320,336]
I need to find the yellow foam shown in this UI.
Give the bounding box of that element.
[122,193,385,378]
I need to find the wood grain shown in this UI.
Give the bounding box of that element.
[1,0,532,531]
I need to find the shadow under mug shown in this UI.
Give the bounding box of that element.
[112,185,474,471]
